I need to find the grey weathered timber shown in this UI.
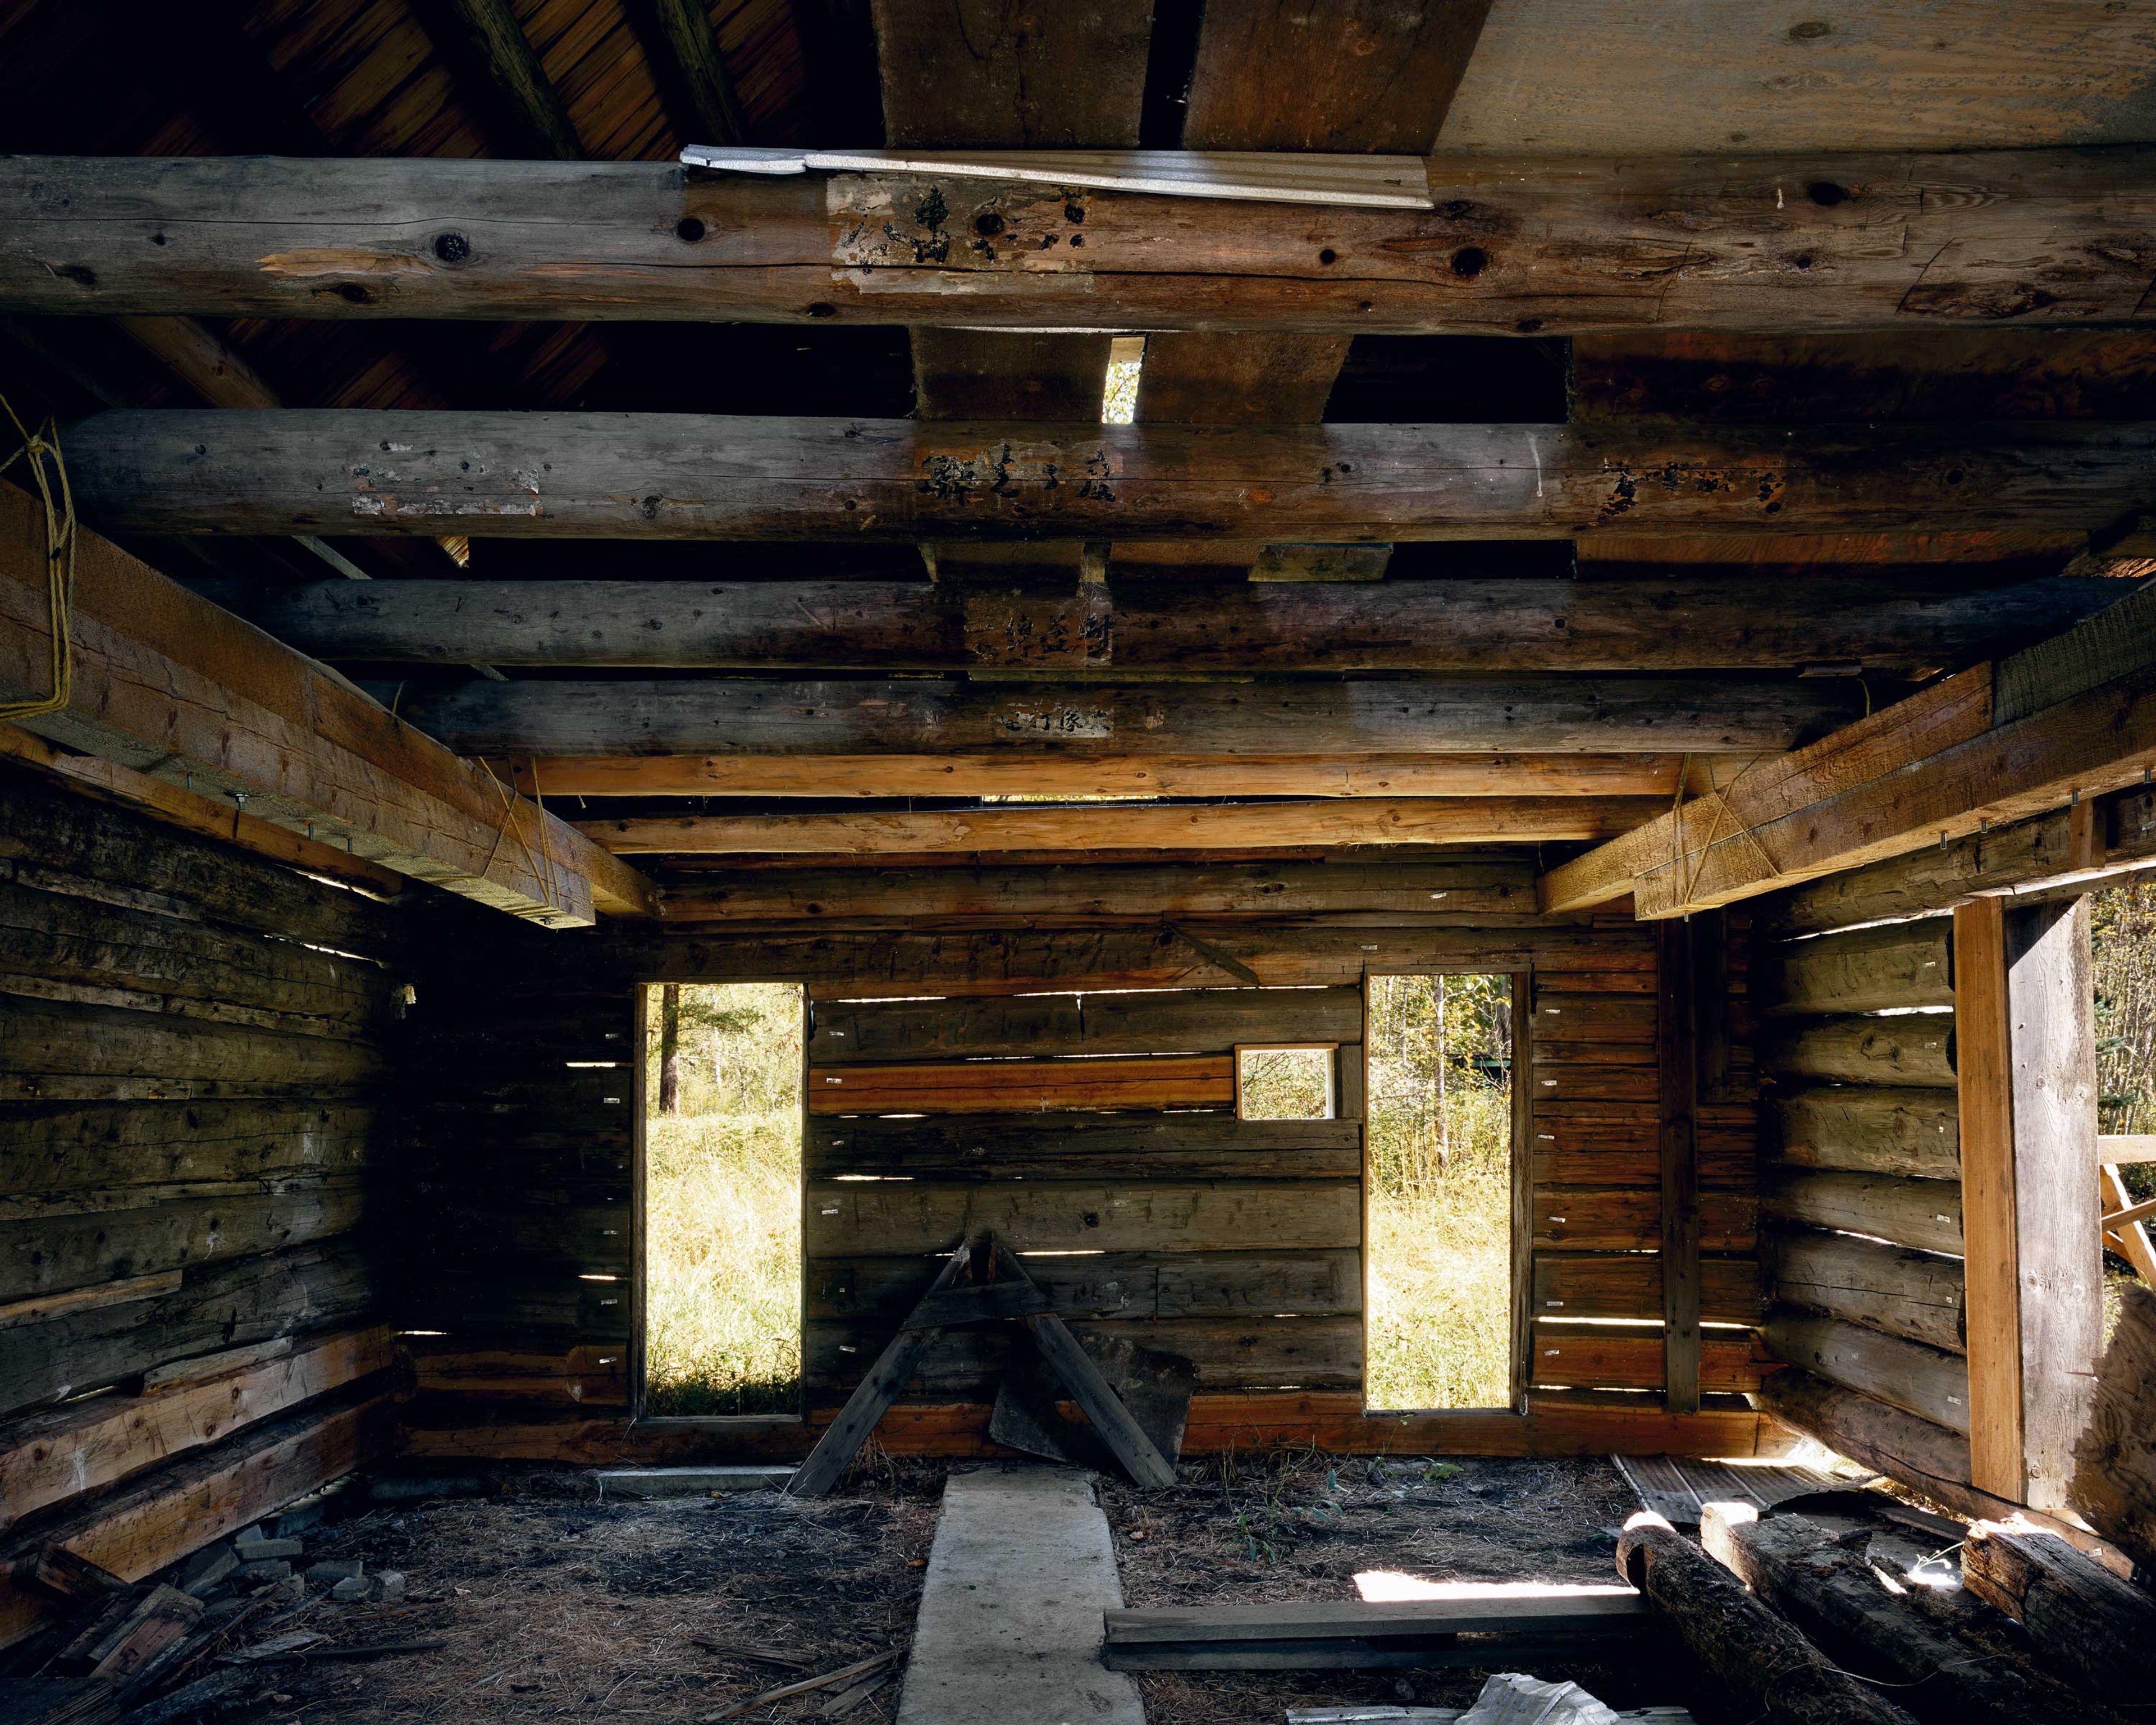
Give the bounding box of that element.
[366,675,1861,756]
[660,859,1540,927]
[1773,1085,1960,1179]
[1761,1308,1971,1434]
[1699,1508,2112,1725]
[1532,1253,1762,1324]
[246,574,2128,672]
[1614,1516,1918,1725]
[3,997,386,1102]
[808,1114,1363,1182]
[427,0,583,159]
[55,410,2156,541]
[1758,919,1954,1016]
[2072,1280,2156,1569]
[1761,1014,1956,1087]
[5,1101,376,1197]
[806,1249,1362,1322]
[1768,1227,1966,1353]
[1962,1519,2156,1704]
[11,150,2156,332]
[1764,1170,1964,1256]
[1103,1594,1647,1648]
[1657,918,1702,1414]
[808,985,1363,1063]
[1752,1368,1986,1519]
[998,1252,1175,1489]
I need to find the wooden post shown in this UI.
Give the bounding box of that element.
[1657,919,1703,1414]
[658,983,682,1115]
[1954,895,2102,1509]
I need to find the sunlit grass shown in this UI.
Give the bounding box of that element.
[642,984,802,1417]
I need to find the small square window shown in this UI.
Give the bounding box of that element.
[1236,1044,1336,1120]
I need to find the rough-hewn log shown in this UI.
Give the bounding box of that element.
[56,410,2156,542]
[1700,1507,2112,1725]
[2072,1280,2156,1571]
[1752,1368,1977,1513]
[1761,1014,1956,1087]
[381,674,1856,758]
[0,482,654,925]
[1764,1170,1964,1256]
[248,573,2121,672]
[1773,1085,1960,1179]
[579,797,1661,856]
[519,752,1732,802]
[1762,1309,1970,1433]
[1614,1512,1918,1725]
[1962,1519,2156,1703]
[1768,1227,1965,1352]
[660,859,1537,926]
[10,150,2156,334]
[1758,919,1954,1016]
[808,986,1362,1063]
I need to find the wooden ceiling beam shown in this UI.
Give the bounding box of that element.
[250,572,2135,673]
[512,753,1735,801]
[1539,579,2156,919]
[578,796,1662,856]
[60,410,2156,542]
[625,0,748,147]
[419,0,583,160]
[0,481,654,925]
[374,673,1860,757]
[9,150,2155,333]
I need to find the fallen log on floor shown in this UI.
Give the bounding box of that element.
[1614,1512,1917,1725]
[1961,1518,2156,1703]
[2072,1280,2156,1569]
[1696,1506,2114,1725]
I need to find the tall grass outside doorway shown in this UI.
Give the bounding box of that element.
[1365,973,1516,1411]
[640,982,803,1417]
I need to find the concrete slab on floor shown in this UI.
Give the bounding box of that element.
[593,1466,796,1498]
[897,1464,1143,1725]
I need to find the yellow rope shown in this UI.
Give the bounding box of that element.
[478,754,565,922]
[0,395,77,724]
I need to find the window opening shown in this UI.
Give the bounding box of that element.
[1237,1044,1336,1119]
[1365,973,1519,1411]
[639,981,804,1416]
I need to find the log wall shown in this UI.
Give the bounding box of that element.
[1752,883,1976,1484]
[0,769,403,1646]
[389,900,1770,1458]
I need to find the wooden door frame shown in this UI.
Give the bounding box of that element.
[1360,964,1536,1416]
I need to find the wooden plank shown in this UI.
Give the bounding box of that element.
[1531,1254,1762,1324]
[805,1180,1362,1257]
[0,1271,184,1332]
[0,1390,394,1648]
[245,573,2120,673]
[806,1249,1362,1323]
[806,1054,1234,1114]
[0,725,408,905]
[666,860,1540,927]
[2,997,386,1102]
[0,1244,373,1422]
[1530,1322,1758,1394]
[1958,895,2026,1501]
[1772,1085,1960,1180]
[1104,1593,1646,1646]
[1760,1014,1956,1088]
[0,1182,365,1303]
[62,412,2156,542]
[386,675,1854,758]
[1657,919,1702,1413]
[1757,920,1954,1016]
[1532,1188,1756,1254]
[586,799,1672,858]
[1761,807,2091,935]
[532,753,1723,804]
[1768,1227,1965,1354]
[0,1326,391,1532]
[0,484,652,926]
[810,987,1364,1063]
[399,1340,629,1407]
[16,150,2156,333]
[1764,1171,1963,1257]
[1761,1309,1971,1435]
[808,1114,1363,1181]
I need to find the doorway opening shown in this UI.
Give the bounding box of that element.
[638,981,805,1417]
[1364,972,1522,1412]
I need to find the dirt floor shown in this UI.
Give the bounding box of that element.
[87,1453,1707,1724]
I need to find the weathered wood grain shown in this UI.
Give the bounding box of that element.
[2071,1279,2156,1570]
[1772,1084,1961,1179]
[1768,1226,1966,1353]
[2,998,386,1102]
[807,1113,1361,1181]
[246,572,2120,671]
[804,1180,1362,1257]
[59,410,2156,542]
[1761,1014,1956,1087]
[1531,1253,1762,1324]
[1758,920,1954,1016]
[1760,807,2088,935]
[3,1102,376,1196]
[1532,1187,1756,1253]
[1531,1321,1759,1394]
[806,1249,1362,1324]
[1765,1170,1964,1256]
[13,151,2156,333]
[806,1053,1235,1113]
[1963,1519,2156,1704]
[810,987,1363,1062]
[1761,1308,1971,1434]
